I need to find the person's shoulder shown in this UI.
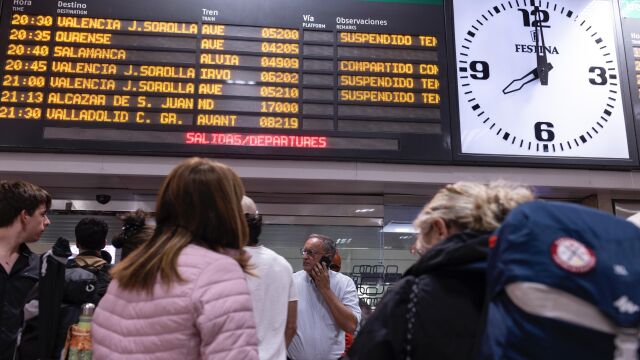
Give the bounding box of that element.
[181,244,235,263]
[65,258,99,279]
[65,265,95,279]
[292,270,307,280]
[179,244,243,277]
[334,271,356,284]
[259,246,293,270]
[395,273,451,306]
[245,245,278,259]
[369,276,422,313]
[245,246,293,280]
[399,273,437,291]
[180,247,250,300]
[256,245,280,257]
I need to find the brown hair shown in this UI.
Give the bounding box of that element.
[0,180,51,227]
[111,158,250,292]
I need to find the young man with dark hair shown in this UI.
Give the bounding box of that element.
[0,180,51,360]
[56,218,111,348]
[74,218,109,262]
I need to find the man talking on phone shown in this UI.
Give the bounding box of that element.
[287,234,360,360]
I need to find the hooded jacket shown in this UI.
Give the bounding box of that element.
[347,231,490,360]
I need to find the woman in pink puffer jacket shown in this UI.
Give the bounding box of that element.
[92,158,259,360]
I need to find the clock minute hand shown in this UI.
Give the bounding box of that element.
[502,64,554,95]
[534,7,550,85]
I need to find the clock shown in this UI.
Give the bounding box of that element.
[453,0,631,158]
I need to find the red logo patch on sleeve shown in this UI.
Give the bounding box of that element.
[550,237,596,273]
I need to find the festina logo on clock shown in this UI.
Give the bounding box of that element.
[454,0,630,158]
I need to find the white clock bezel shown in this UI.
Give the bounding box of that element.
[449,0,638,165]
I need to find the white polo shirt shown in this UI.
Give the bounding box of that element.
[287,270,360,360]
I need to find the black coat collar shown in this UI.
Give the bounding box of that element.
[404,231,490,277]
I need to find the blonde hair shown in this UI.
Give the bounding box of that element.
[111,158,250,293]
[413,181,534,237]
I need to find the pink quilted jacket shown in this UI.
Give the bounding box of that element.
[91,244,259,360]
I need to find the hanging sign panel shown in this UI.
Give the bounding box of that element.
[0,0,451,162]
[1,0,638,168]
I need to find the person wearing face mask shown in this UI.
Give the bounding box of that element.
[242,196,298,360]
[346,181,534,360]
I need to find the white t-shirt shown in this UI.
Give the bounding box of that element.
[245,245,298,360]
[287,270,361,360]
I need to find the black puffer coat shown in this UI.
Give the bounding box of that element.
[347,231,490,360]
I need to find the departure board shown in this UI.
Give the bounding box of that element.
[0,0,451,162]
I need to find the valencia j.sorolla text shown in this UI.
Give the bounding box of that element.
[0,1,446,161]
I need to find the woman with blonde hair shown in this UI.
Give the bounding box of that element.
[92,158,258,359]
[347,181,534,360]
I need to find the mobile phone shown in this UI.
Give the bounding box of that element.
[319,256,332,268]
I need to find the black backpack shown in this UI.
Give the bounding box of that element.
[62,260,111,306]
[55,261,111,356]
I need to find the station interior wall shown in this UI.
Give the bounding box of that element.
[4,152,640,302]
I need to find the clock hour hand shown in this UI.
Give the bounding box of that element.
[502,64,553,95]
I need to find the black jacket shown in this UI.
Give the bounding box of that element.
[55,255,111,356]
[347,231,490,360]
[17,253,111,360]
[0,244,39,360]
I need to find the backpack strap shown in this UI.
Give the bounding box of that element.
[404,276,421,360]
[506,282,639,360]
[72,255,107,269]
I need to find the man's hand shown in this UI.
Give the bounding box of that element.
[310,262,330,291]
[310,261,358,334]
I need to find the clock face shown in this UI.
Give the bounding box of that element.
[454,0,630,158]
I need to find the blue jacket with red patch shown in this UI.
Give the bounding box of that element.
[481,200,640,360]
